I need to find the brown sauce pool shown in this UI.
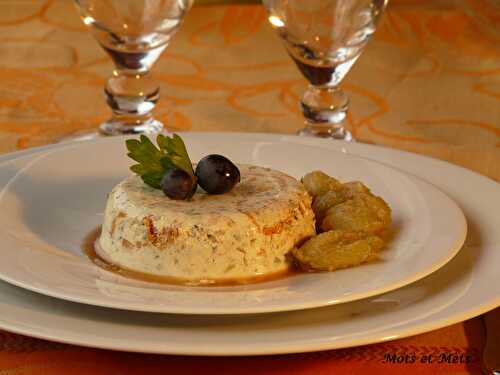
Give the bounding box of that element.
[83,226,299,287]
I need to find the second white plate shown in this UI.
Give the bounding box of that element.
[0,134,466,314]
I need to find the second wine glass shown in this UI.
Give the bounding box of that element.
[74,0,193,135]
[263,0,388,141]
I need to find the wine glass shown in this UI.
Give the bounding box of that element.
[263,0,388,141]
[74,0,193,135]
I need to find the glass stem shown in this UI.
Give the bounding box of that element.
[99,45,167,135]
[300,85,352,141]
[102,69,162,135]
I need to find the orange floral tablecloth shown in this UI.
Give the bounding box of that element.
[0,0,499,374]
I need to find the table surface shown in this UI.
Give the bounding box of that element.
[0,0,499,374]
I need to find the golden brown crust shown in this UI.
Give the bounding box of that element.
[143,216,157,244]
[143,216,181,250]
[263,219,289,235]
[110,211,127,236]
[122,239,133,249]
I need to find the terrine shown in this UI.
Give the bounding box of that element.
[97,165,316,283]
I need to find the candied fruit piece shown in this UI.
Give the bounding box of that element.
[312,189,349,222]
[292,230,384,271]
[301,171,343,196]
[321,192,391,234]
[343,181,370,196]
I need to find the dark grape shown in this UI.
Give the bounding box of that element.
[161,168,197,200]
[195,154,240,194]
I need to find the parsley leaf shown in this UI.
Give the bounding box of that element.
[126,134,194,189]
[158,134,194,175]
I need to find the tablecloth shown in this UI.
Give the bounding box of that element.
[0,0,498,374]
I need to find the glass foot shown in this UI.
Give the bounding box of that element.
[99,118,164,136]
[298,125,353,141]
[57,118,165,144]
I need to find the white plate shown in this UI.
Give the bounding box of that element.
[0,133,497,355]
[0,134,466,314]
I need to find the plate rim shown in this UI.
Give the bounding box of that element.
[0,297,497,356]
